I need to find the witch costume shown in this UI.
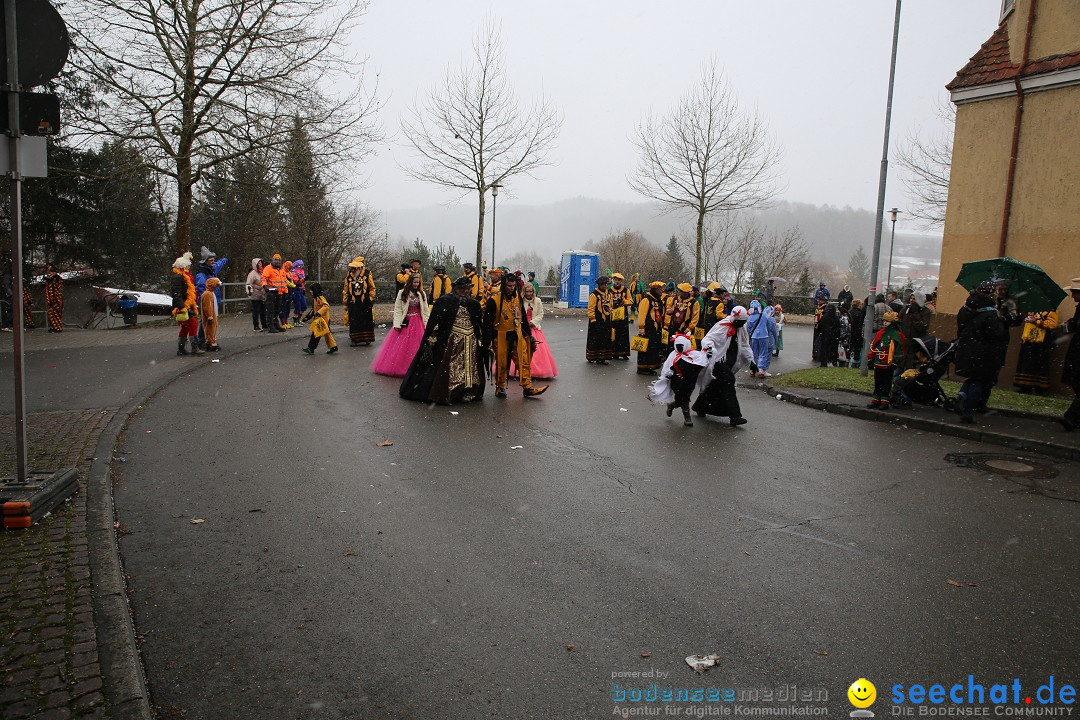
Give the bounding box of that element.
[692,306,753,425]
[648,333,708,427]
[399,280,486,405]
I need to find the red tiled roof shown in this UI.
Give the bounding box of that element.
[947,23,1080,91]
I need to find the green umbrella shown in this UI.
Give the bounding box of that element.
[955,256,1067,313]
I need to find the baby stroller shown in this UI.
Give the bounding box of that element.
[891,336,956,410]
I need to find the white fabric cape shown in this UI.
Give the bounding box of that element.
[648,345,708,405]
[696,321,754,394]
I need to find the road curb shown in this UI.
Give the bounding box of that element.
[85,331,297,719]
[762,384,1080,463]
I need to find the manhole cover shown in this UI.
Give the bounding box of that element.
[945,452,1059,479]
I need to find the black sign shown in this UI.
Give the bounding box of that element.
[0,0,70,88]
[0,91,60,134]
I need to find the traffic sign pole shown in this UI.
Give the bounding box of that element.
[5,0,28,482]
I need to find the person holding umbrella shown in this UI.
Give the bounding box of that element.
[954,281,1010,423]
[1059,278,1080,431]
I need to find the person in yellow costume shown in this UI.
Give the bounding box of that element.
[301,283,338,355]
[343,256,376,345]
[428,263,451,307]
[609,273,633,360]
[461,262,483,301]
[484,272,548,399]
[636,281,666,374]
[587,275,614,364]
[664,282,700,352]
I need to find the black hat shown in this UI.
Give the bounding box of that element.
[452,276,472,288]
[462,262,475,270]
[400,262,411,270]
[596,276,610,284]
[309,282,323,297]
[434,264,446,272]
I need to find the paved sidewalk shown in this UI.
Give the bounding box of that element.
[1,315,310,719]
[762,381,1080,462]
[1,410,116,719]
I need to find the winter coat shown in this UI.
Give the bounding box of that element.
[195,256,228,301]
[901,295,932,340]
[847,306,867,347]
[747,300,777,343]
[1062,304,1080,388]
[954,292,1010,382]
[246,259,266,301]
[170,268,198,317]
[392,288,430,329]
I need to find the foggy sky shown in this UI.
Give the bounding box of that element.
[348,1,1001,236]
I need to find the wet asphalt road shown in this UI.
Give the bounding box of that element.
[111,318,1079,719]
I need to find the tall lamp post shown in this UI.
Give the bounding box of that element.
[885,207,901,291]
[490,183,502,268]
[860,0,902,377]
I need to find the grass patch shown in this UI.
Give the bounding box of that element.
[772,367,1071,417]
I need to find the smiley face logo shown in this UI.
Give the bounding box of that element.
[848,678,877,709]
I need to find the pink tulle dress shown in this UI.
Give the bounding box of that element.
[512,304,558,379]
[371,295,426,377]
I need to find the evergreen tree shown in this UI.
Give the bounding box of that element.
[431,243,464,280]
[280,117,336,274]
[544,266,559,286]
[749,262,767,295]
[192,154,287,280]
[14,140,170,288]
[847,246,870,297]
[796,266,815,298]
[654,234,688,282]
[399,238,434,270]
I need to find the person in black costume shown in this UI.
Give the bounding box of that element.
[399,276,487,405]
[692,306,753,426]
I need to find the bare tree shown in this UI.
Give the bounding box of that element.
[66,0,381,255]
[685,211,741,285]
[629,60,781,284]
[760,226,810,283]
[727,218,766,293]
[592,230,666,278]
[896,100,954,228]
[400,20,561,267]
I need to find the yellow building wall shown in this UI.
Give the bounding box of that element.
[935,98,1014,316]
[936,83,1080,388]
[1007,0,1080,63]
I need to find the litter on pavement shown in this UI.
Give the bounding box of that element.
[685,654,721,673]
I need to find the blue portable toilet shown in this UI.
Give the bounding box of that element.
[559,251,600,308]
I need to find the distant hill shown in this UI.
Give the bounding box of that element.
[383,197,940,269]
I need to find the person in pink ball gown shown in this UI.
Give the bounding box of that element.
[513,283,558,379]
[372,274,429,377]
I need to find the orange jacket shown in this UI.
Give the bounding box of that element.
[261,264,288,294]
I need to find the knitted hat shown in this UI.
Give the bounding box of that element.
[272,253,282,261]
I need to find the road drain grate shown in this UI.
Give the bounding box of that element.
[945,452,1059,479]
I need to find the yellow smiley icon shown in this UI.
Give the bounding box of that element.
[848,678,877,709]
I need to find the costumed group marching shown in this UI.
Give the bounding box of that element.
[159,247,1080,433]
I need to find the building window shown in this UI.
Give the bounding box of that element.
[1000,0,1015,22]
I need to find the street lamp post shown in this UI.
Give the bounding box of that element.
[860,0,902,377]
[490,183,502,268]
[885,207,901,292]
